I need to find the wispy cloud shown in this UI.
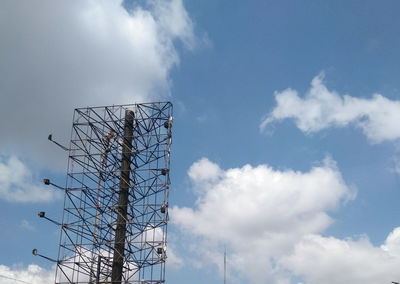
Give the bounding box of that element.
[261,73,400,143]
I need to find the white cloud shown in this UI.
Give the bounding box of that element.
[282,228,400,284]
[261,73,400,143]
[0,0,195,169]
[0,156,61,202]
[187,157,223,192]
[171,157,355,283]
[391,156,400,174]
[149,0,195,49]
[0,264,54,284]
[166,245,184,270]
[171,158,400,283]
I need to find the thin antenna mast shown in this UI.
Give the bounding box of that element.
[224,245,226,284]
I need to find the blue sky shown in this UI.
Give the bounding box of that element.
[1,0,400,283]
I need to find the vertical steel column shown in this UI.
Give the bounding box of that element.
[111,109,134,283]
[96,255,101,283]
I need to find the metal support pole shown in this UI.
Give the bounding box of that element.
[224,246,226,284]
[96,255,101,284]
[111,110,134,283]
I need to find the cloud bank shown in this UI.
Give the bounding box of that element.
[0,0,195,168]
[171,158,400,283]
[261,73,400,143]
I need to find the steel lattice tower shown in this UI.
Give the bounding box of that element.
[55,102,173,284]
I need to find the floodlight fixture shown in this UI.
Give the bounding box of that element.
[161,202,168,214]
[37,211,61,226]
[47,133,69,151]
[31,248,57,263]
[42,178,64,190]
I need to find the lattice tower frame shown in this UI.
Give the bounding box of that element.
[54,102,173,284]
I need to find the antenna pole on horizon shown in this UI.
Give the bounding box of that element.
[224,245,226,284]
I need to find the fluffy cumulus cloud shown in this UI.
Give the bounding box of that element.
[282,228,400,284]
[260,73,400,143]
[0,156,61,202]
[0,264,54,284]
[171,157,356,283]
[0,0,195,169]
[171,158,400,283]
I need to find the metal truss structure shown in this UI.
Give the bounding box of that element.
[55,102,173,284]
